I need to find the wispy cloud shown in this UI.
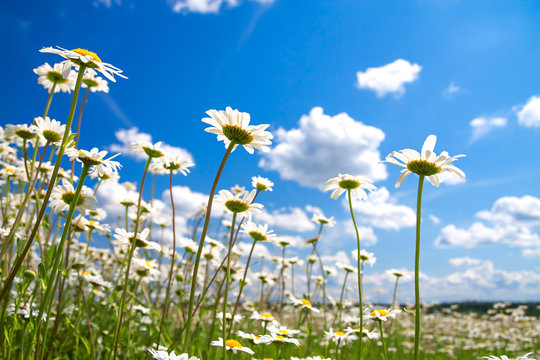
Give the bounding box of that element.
[169,0,275,14]
[469,116,507,142]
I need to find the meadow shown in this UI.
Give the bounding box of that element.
[0,46,538,360]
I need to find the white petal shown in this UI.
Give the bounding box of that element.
[422,135,437,158]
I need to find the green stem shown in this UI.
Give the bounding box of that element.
[413,175,425,360]
[112,157,152,359]
[347,189,363,360]
[222,211,237,360]
[172,142,235,353]
[0,65,87,304]
[378,320,389,360]
[43,82,57,119]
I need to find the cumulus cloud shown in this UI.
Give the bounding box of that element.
[168,0,274,14]
[516,95,540,128]
[448,256,482,267]
[469,116,507,142]
[109,127,194,162]
[259,107,387,188]
[254,206,316,233]
[435,195,540,250]
[347,187,416,230]
[356,59,421,98]
[476,195,540,227]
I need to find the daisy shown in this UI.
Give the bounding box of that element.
[4,124,36,141]
[323,328,358,345]
[147,348,200,360]
[65,147,121,176]
[323,173,376,200]
[250,310,275,322]
[149,154,194,176]
[311,213,336,227]
[289,296,320,313]
[241,221,276,243]
[251,175,274,191]
[365,308,401,322]
[266,324,301,337]
[81,68,109,93]
[202,107,273,154]
[40,46,126,82]
[129,141,164,159]
[49,180,96,214]
[483,354,535,360]
[345,327,380,339]
[29,116,65,145]
[264,333,301,346]
[113,228,161,252]
[382,134,465,187]
[214,189,263,220]
[336,262,357,273]
[352,249,377,266]
[210,338,255,355]
[33,62,76,93]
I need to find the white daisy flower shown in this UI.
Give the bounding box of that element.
[241,221,276,243]
[251,175,274,191]
[263,333,301,346]
[33,62,76,93]
[344,326,380,339]
[266,324,301,337]
[129,141,164,158]
[323,328,358,345]
[49,180,96,214]
[81,68,109,93]
[147,347,200,360]
[382,134,465,187]
[113,228,161,252]
[311,213,336,227]
[202,107,272,154]
[149,154,194,176]
[323,173,376,200]
[65,147,121,176]
[365,308,401,322]
[336,262,357,273]
[30,117,66,145]
[210,338,254,355]
[352,249,376,266]
[483,354,535,360]
[250,310,275,322]
[289,296,320,313]
[39,46,126,82]
[214,189,263,220]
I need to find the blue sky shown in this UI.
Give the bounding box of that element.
[2,0,540,302]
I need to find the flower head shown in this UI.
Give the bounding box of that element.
[40,46,126,82]
[210,338,254,355]
[202,107,272,154]
[65,147,121,177]
[382,135,465,187]
[251,175,274,191]
[483,354,535,360]
[81,68,109,93]
[365,308,401,322]
[289,295,320,313]
[149,154,194,176]
[214,189,263,220]
[323,173,376,200]
[49,180,96,214]
[30,117,66,145]
[33,62,76,93]
[311,213,336,227]
[129,141,164,159]
[241,221,276,242]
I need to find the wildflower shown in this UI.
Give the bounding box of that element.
[40,46,126,82]
[352,249,376,266]
[336,262,357,273]
[147,347,200,360]
[149,154,194,176]
[241,221,276,242]
[251,175,274,191]
[33,62,75,93]
[250,311,275,322]
[65,147,121,176]
[210,338,255,355]
[81,68,109,93]
[202,107,272,153]
[214,189,263,220]
[366,308,401,322]
[49,180,96,214]
[289,296,320,313]
[311,213,336,227]
[323,328,358,345]
[129,141,164,158]
[113,228,161,252]
[323,173,376,200]
[5,124,36,140]
[483,354,535,360]
[345,327,380,339]
[382,134,465,187]
[267,324,301,337]
[264,333,301,346]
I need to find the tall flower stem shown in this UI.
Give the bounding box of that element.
[71,86,90,180]
[177,142,235,352]
[347,189,363,360]
[112,157,152,360]
[377,320,389,360]
[221,211,237,360]
[156,170,177,345]
[43,82,57,119]
[0,66,87,304]
[337,271,350,325]
[413,175,425,360]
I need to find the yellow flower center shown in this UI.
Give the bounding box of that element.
[406,159,441,176]
[145,261,154,269]
[225,339,242,349]
[71,48,102,62]
[5,168,14,173]
[276,335,285,340]
[260,313,273,319]
[81,272,91,276]
[335,331,345,336]
[370,310,389,317]
[278,329,289,334]
[300,299,312,307]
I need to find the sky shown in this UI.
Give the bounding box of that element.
[1,0,540,303]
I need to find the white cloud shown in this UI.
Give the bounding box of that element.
[254,206,316,233]
[516,95,540,128]
[448,256,482,267]
[428,214,441,225]
[356,59,421,98]
[259,107,387,188]
[469,116,507,141]
[476,195,540,227]
[522,247,540,258]
[444,81,460,95]
[347,187,416,230]
[169,0,274,14]
[109,127,194,163]
[163,185,211,220]
[435,222,540,248]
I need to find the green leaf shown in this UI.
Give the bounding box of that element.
[37,263,48,293]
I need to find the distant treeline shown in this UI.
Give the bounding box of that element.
[425,301,540,317]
